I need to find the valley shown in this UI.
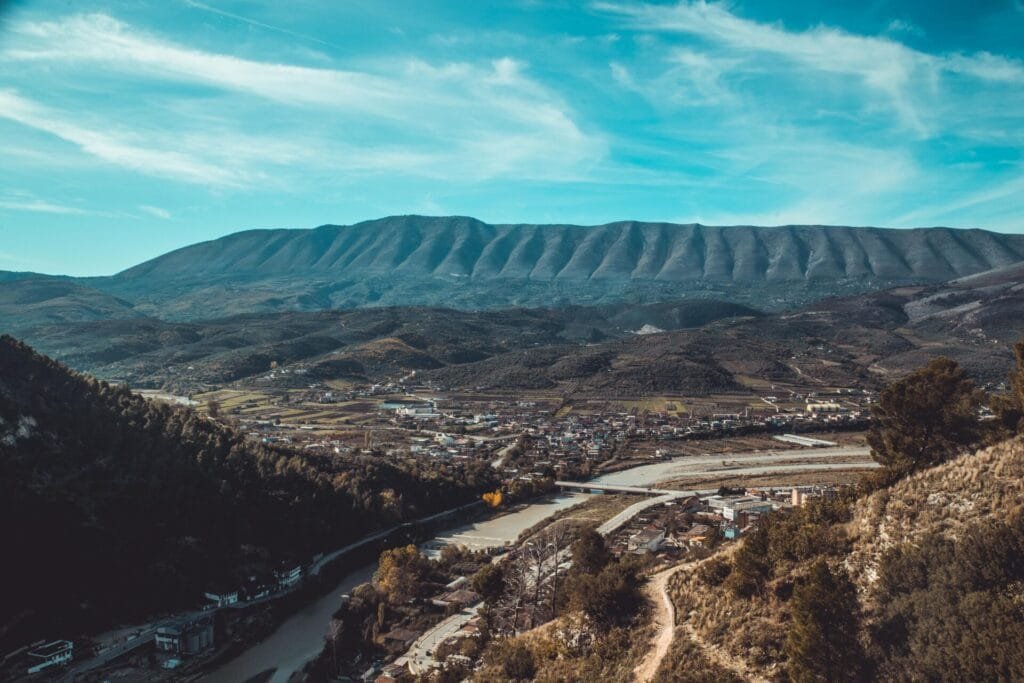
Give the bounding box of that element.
[3,220,1023,683]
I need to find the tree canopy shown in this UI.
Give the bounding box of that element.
[867,356,981,478]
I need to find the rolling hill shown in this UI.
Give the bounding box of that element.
[4,258,1023,395]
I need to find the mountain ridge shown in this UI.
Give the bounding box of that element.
[5,217,1024,320]
[69,216,1024,319]
[116,216,1024,282]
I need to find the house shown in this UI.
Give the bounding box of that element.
[628,528,666,554]
[276,564,302,589]
[381,628,420,650]
[375,662,411,682]
[25,640,73,674]
[155,617,214,656]
[204,590,239,607]
[431,588,481,609]
[677,523,712,547]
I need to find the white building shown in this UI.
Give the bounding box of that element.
[722,497,774,521]
[204,590,239,607]
[26,640,73,674]
[276,565,302,589]
[627,528,666,554]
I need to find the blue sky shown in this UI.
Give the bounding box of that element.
[1,0,1022,276]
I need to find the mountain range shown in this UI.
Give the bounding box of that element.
[3,217,1024,393]
[8,217,1024,321]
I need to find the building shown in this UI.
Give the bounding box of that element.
[720,497,774,521]
[628,528,666,554]
[792,488,806,507]
[26,640,73,674]
[805,401,842,414]
[155,617,214,656]
[380,628,419,651]
[276,564,302,589]
[677,523,712,547]
[431,588,481,609]
[204,590,239,607]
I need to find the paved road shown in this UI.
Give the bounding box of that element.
[402,606,482,674]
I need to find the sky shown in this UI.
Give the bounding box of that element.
[1,0,1022,276]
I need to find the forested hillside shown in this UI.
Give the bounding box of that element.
[0,336,496,649]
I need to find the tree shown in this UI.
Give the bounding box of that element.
[567,559,643,630]
[501,641,536,681]
[570,528,610,575]
[206,398,221,418]
[472,564,505,605]
[726,521,771,598]
[866,357,981,479]
[375,545,428,604]
[992,338,1024,435]
[785,559,867,682]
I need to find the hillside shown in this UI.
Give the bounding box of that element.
[0,337,496,649]
[847,436,1024,598]
[3,254,1022,396]
[7,300,760,391]
[82,217,1024,318]
[0,277,141,335]
[658,437,1024,681]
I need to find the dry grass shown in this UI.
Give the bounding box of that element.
[846,435,1024,600]
[666,548,789,681]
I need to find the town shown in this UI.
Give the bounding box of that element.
[2,371,876,681]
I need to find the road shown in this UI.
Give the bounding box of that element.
[490,433,523,469]
[598,491,712,536]
[401,606,482,675]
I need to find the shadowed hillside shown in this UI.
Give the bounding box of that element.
[0,337,496,649]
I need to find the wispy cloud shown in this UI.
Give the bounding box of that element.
[181,0,341,49]
[0,90,250,186]
[0,198,91,215]
[595,0,1024,137]
[138,205,172,219]
[2,13,603,185]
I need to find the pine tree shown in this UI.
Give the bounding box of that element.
[570,528,610,575]
[992,338,1024,434]
[867,356,981,478]
[785,559,867,682]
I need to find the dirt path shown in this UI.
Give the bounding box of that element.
[635,548,767,683]
[633,562,690,682]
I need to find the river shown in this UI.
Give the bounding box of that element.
[202,445,873,682]
[201,493,589,683]
[592,445,873,488]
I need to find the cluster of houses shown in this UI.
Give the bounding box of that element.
[0,640,75,677]
[611,486,840,557]
[203,563,304,611]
